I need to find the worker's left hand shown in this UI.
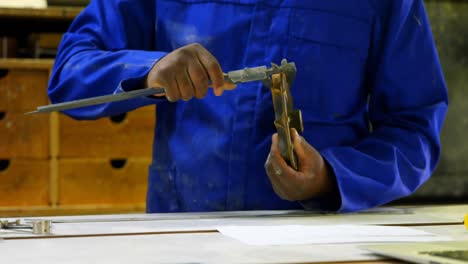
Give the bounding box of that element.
[264,129,337,201]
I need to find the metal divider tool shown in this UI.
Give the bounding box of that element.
[270,69,303,170]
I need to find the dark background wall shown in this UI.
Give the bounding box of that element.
[401,1,468,203]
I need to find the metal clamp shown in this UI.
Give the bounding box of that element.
[1,219,52,235]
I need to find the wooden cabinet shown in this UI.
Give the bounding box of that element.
[0,110,50,159]
[0,61,51,159]
[0,7,155,217]
[58,159,149,206]
[0,60,53,215]
[0,68,50,112]
[59,107,155,158]
[0,159,49,206]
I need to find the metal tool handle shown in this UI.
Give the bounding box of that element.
[26,87,165,115]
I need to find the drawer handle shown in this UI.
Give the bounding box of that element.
[110,159,127,169]
[109,113,127,124]
[0,159,10,171]
[0,111,5,121]
[0,69,8,79]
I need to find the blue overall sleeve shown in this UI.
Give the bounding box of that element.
[48,0,166,119]
[318,0,448,212]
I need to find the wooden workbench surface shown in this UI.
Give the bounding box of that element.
[1,205,467,263]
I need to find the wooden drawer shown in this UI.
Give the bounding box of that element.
[0,68,49,112]
[0,112,49,158]
[59,106,155,158]
[58,158,150,205]
[0,159,49,206]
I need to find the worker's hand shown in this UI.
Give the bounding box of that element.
[264,129,337,201]
[145,43,236,102]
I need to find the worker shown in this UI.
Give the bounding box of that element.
[48,0,448,213]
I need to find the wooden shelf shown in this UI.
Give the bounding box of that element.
[0,6,83,20]
[0,204,146,217]
[0,58,54,69]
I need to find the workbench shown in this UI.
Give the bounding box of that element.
[1,204,467,263]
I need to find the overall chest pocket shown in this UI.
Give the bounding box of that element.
[156,0,255,69]
[287,9,372,120]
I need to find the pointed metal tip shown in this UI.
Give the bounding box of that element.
[24,110,40,115]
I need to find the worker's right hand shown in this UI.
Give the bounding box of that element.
[145,43,235,102]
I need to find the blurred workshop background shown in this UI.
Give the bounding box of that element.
[0,0,467,217]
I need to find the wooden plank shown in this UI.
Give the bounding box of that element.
[0,58,54,69]
[58,158,150,205]
[0,159,49,206]
[0,204,145,217]
[59,106,155,158]
[0,7,82,20]
[0,67,50,112]
[0,112,49,158]
[49,63,59,208]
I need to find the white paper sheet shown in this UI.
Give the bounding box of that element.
[217,225,451,246]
